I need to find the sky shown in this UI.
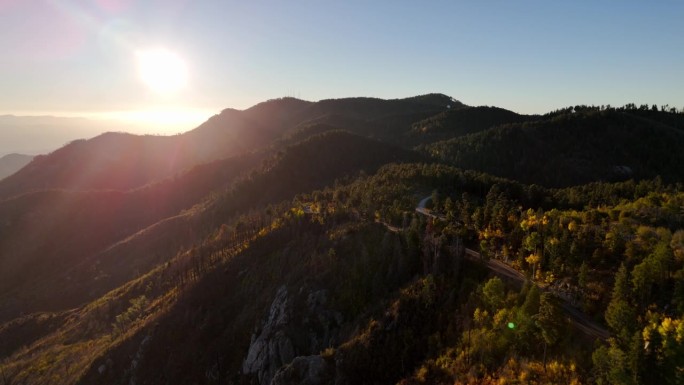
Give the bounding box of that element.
[1,0,683,134]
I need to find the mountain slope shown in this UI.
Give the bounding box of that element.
[283,94,458,145]
[0,152,262,321]
[421,109,684,187]
[406,105,534,145]
[0,130,423,323]
[0,95,451,200]
[0,114,264,199]
[4,161,651,385]
[1,96,683,385]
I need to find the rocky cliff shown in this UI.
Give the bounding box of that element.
[242,285,342,385]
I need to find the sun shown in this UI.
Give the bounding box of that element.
[136,48,188,95]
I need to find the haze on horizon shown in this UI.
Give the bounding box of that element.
[0,114,193,157]
[1,0,683,133]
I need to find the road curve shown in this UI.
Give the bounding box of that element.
[416,196,610,340]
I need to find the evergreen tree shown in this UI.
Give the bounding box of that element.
[605,264,637,346]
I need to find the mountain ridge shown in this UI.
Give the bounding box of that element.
[421,108,684,186]
[0,94,454,200]
[1,95,683,385]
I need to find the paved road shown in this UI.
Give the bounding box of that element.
[376,219,401,233]
[415,196,610,340]
[464,247,610,340]
[464,248,526,282]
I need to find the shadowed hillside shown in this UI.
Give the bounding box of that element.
[0,95,450,200]
[421,108,684,186]
[0,130,423,323]
[0,114,266,199]
[0,152,262,321]
[406,105,536,145]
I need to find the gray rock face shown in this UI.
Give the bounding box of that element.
[242,285,342,385]
[243,286,293,385]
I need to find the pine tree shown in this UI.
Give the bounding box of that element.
[605,264,636,346]
[535,293,563,371]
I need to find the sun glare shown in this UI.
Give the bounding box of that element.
[88,108,214,134]
[115,108,210,130]
[136,48,188,95]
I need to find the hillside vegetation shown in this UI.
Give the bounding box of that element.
[0,96,682,385]
[421,107,684,187]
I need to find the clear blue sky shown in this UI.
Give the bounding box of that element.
[1,0,682,130]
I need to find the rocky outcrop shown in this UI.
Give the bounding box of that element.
[242,285,342,385]
[242,286,294,384]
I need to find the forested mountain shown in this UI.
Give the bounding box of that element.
[0,94,451,200]
[1,96,683,385]
[421,108,684,187]
[0,117,267,199]
[407,105,535,145]
[0,151,263,321]
[0,130,420,323]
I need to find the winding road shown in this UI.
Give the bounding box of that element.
[411,196,610,340]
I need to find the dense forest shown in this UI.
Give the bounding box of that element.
[420,107,684,187]
[0,95,683,384]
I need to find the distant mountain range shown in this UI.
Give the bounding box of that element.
[0,153,33,180]
[0,115,146,157]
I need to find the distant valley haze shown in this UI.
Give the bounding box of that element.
[0,111,214,157]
